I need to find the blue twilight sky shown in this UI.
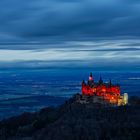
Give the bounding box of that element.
[0,0,140,69]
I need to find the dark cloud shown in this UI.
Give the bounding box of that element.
[0,0,140,43]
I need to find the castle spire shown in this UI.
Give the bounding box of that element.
[109,79,112,87]
[89,72,93,81]
[99,76,103,85]
[82,80,86,85]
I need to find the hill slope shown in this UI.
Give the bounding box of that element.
[0,94,140,140]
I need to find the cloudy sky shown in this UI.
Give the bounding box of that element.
[0,0,140,69]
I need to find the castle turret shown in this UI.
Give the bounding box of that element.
[123,93,128,105]
[99,76,103,85]
[88,72,94,87]
[82,80,86,86]
[89,72,93,81]
[82,80,87,94]
[109,79,112,87]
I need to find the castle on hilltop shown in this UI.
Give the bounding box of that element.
[80,73,128,106]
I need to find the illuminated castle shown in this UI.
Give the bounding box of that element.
[81,73,128,106]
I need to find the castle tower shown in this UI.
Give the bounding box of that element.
[89,72,93,81]
[109,79,112,87]
[82,80,86,86]
[123,93,128,105]
[99,76,103,85]
[88,72,94,87]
